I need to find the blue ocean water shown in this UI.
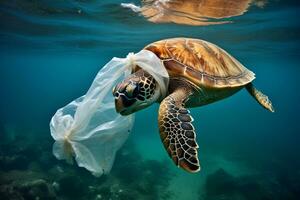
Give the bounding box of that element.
[0,0,300,199]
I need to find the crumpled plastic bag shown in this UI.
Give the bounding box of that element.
[50,49,169,177]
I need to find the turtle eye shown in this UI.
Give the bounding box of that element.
[125,82,139,98]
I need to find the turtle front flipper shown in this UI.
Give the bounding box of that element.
[158,87,200,173]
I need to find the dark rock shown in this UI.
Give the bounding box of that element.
[205,168,237,197]
[17,179,56,200]
[203,168,300,200]
[0,133,175,200]
[0,184,24,200]
[0,179,56,200]
[58,175,88,198]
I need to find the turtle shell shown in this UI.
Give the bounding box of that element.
[143,38,255,88]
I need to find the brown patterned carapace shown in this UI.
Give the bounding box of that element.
[144,38,255,88]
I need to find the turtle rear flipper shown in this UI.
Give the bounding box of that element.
[158,87,200,173]
[246,83,274,112]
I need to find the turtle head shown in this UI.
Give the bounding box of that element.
[113,70,160,115]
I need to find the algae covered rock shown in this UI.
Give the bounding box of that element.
[0,178,56,200]
[17,179,56,200]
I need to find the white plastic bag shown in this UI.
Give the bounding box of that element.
[50,50,168,177]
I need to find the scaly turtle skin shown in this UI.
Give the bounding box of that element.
[113,38,274,173]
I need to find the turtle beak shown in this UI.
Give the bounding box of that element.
[115,97,125,114]
[114,95,137,116]
[113,83,129,115]
[113,82,137,115]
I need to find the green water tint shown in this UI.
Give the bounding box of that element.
[0,0,300,199]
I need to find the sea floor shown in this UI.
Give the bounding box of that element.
[1,124,299,200]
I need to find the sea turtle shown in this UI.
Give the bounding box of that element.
[112,38,274,173]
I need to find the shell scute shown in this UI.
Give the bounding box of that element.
[144,41,170,60]
[145,38,255,88]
